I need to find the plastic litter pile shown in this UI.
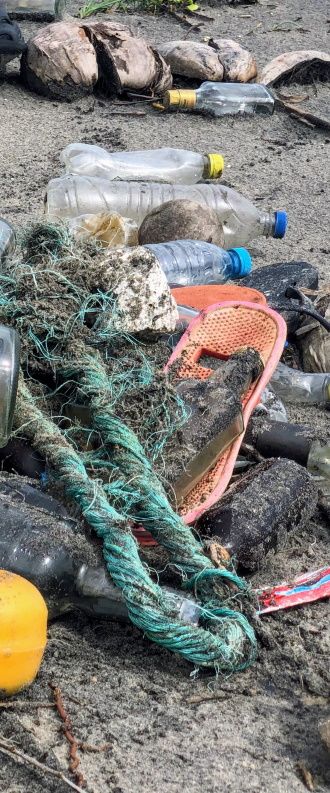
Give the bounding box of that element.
[0,0,328,740]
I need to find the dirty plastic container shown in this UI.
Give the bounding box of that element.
[61,144,225,184]
[5,0,60,19]
[271,362,330,408]
[46,175,287,248]
[0,478,201,625]
[307,441,330,495]
[0,218,15,262]
[145,240,252,286]
[164,83,275,117]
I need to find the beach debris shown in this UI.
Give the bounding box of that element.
[145,240,251,286]
[94,245,178,335]
[240,260,319,333]
[138,199,225,246]
[68,212,138,247]
[163,81,274,116]
[271,362,330,408]
[259,49,330,86]
[60,144,225,184]
[156,40,224,81]
[296,290,330,373]
[0,7,25,73]
[21,21,98,100]
[209,38,257,82]
[0,570,47,695]
[198,458,318,571]
[169,348,263,506]
[83,20,172,96]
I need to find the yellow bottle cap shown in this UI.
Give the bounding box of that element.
[163,89,197,110]
[205,153,225,179]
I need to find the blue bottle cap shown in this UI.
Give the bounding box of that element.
[273,211,288,239]
[228,247,252,278]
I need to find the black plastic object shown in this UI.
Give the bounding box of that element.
[197,458,318,571]
[0,6,25,57]
[0,437,45,477]
[246,416,322,466]
[240,261,319,333]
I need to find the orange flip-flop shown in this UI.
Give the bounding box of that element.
[171,284,266,310]
[134,300,286,545]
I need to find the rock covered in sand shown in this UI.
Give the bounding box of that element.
[94,246,178,335]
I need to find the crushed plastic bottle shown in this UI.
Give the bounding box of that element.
[163,82,275,117]
[61,144,225,184]
[271,362,330,408]
[0,218,15,262]
[0,477,201,625]
[68,212,138,248]
[46,175,287,248]
[145,240,252,286]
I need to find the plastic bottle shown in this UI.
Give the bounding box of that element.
[255,385,288,423]
[0,477,201,625]
[307,441,330,497]
[145,240,252,286]
[61,144,225,184]
[46,175,287,248]
[0,218,15,262]
[164,83,275,117]
[271,362,330,408]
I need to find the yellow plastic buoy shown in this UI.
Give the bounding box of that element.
[0,570,47,696]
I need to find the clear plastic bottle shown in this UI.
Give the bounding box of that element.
[46,175,287,248]
[61,144,225,184]
[164,83,275,117]
[307,441,330,497]
[0,218,15,262]
[145,240,252,286]
[271,362,330,408]
[255,385,288,423]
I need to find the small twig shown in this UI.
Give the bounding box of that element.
[0,739,85,793]
[0,700,55,710]
[49,683,86,789]
[109,110,147,117]
[275,96,330,130]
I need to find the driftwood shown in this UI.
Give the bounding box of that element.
[258,49,330,86]
[209,38,257,82]
[21,21,98,100]
[83,20,172,96]
[157,40,223,81]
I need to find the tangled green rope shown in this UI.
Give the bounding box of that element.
[15,376,256,670]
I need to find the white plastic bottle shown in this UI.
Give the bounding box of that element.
[145,240,252,286]
[164,83,275,117]
[46,175,287,248]
[61,144,225,184]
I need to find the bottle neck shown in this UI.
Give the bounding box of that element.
[260,212,276,238]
